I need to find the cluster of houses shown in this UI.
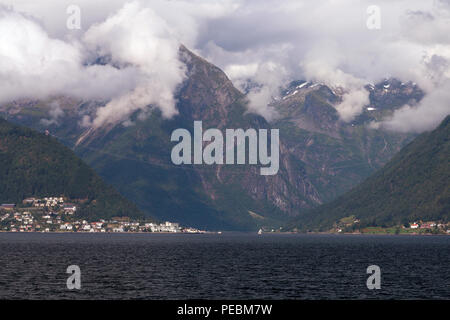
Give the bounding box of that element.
[0,210,202,233]
[0,198,205,234]
[20,197,77,214]
[408,221,449,231]
[57,220,185,233]
[333,216,450,234]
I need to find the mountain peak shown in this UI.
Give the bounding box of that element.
[177,45,243,124]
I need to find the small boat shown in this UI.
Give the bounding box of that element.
[258,228,263,235]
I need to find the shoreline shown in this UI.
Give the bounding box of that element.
[0,230,214,235]
[0,230,448,236]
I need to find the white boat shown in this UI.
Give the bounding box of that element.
[258,228,263,235]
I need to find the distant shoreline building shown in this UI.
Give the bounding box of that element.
[1,204,16,210]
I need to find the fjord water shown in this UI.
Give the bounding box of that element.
[0,233,448,299]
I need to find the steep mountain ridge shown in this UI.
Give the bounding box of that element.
[70,47,313,230]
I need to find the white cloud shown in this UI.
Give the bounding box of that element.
[0,0,449,131]
[83,1,186,127]
[0,1,236,127]
[198,0,450,129]
[40,101,64,126]
[380,80,450,132]
[224,63,259,84]
[336,89,370,122]
[0,6,139,105]
[245,61,287,120]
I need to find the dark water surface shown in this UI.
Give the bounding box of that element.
[0,233,448,299]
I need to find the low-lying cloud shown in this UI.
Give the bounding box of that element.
[83,2,186,127]
[379,80,450,133]
[40,101,64,126]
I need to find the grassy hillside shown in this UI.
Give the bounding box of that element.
[0,118,144,220]
[292,115,450,231]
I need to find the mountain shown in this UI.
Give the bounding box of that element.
[0,46,423,230]
[0,118,144,220]
[290,115,450,231]
[70,46,310,230]
[270,79,422,204]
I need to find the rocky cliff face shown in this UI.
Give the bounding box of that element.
[0,46,421,230]
[270,79,420,203]
[176,46,314,218]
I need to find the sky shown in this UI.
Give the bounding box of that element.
[0,0,449,132]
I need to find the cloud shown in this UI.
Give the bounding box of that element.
[40,101,64,126]
[379,79,450,132]
[224,63,259,87]
[83,1,187,127]
[198,0,450,130]
[0,2,192,128]
[336,90,370,122]
[0,0,449,131]
[0,6,140,105]
[225,60,287,120]
[301,48,370,122]
[0,1,236,127]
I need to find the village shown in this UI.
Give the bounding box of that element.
[332,215,450,235]
[0,197,205,234]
